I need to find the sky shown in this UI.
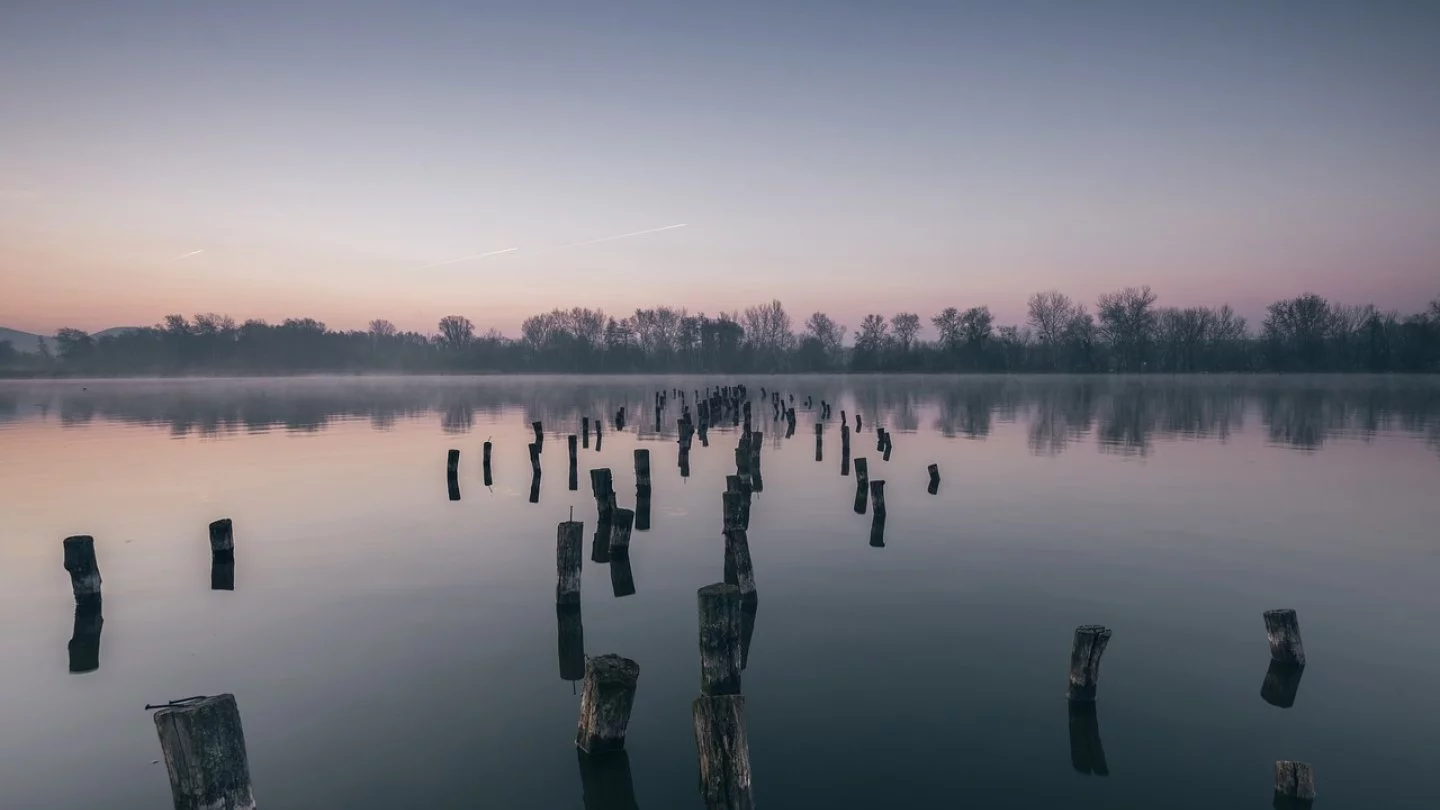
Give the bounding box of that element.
[1,0,1438,338]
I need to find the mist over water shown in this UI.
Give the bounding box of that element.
[1,375,1437,809]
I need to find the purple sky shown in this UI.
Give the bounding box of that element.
[2,1,1438,337]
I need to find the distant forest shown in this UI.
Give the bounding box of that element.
[4,287,1438,375]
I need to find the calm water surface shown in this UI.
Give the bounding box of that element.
[2,375,1438,809]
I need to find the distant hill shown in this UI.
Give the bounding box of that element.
[0,325,143,353]
[0,327,43,353]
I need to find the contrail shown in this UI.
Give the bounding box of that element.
[172,249,205,260]
[411,247,518,271]
[533,223,688,256]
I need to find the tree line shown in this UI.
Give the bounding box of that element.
[5,287,1438,375]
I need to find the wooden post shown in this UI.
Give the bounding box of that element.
[208,518,234,561]
[876,428,886,452]
[869,513,886,548]
[1274,761,1316,805]
[698,583,743,696]
[529,442,542,477]
[576,654,640,754]
[583,416,591,448]
[569,434,579,466]
[558,606,585,682]
[1264,609,1306,666]
[62,535,101,606]
[609,508,635,557]
[927,463,940,495]
[869,480,886,518]
[1067,701,1109,776]
[1261,661,1305,709]
[1067,625,1112,702]
[153,694,255,810]
[557,521,584,606]
[856,413,863,432]
[852,458,869,514]
[634,449,651,494]
[590,469,615,526]
[723,490,748,532]
[528,474,541,504]
[814,422,823,462]
[723,529,758,606]
[446,448,460,479]
[692,695,755,810]
[483,441,493,486]
[68,604,103,674]
[533,420,544,445]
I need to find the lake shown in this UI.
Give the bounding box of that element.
[1,374,1438,809]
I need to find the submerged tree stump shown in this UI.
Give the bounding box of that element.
[723,530,758,606]
[692,695,755,810]
[1274,760,1316,805]
[208,519,234,561]
[556,521,584,606]
[1067,625,1112,702]
[1264,609,1306,666]
[576,655,640,754]
[698,583,743,696]
[153,694,255,810]
[62,535,102,606]
[609,508,635,557]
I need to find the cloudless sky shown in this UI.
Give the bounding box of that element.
[2,1,1438,337]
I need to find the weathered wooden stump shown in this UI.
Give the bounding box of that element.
[211,555,235,591]
[814,422,823,462]
[610,554,636,597]
[577,748,639,810]
[582,416,591,448]
[528,474,541,504]
[449,477,462,501]
[591,525,612,565]
[680,450,692,478]
[634,449,651,494]
[446,448,460,477]
[1067,701,1109,776]
[576,654,640,754]
[698,583,743,696]
[852,458,869,514]
[722,491,748,533]
[558,606,585,682]
[483,440,493,486]
[208,519,234,561]
[68,604,103,674]
[533,420,544,444]
[609,508,635,557]
[1261,661,1305,709]
[556,520,584,606]
[927,463,940,495]
[856,413,863,432]
[62,535,101,606]
[869,480,887,519]
[595,419,603,442]
[153,694,255,810]
[723,529,758,606]
[635,491,652,532]
[1067,625,1112,702]
[692,694,755,810]
[529,442,543,478]
[1273,761,1316,806]
[1264,609,1306,666]
[569,434,579,466]
[876,428,886,452]
[590,469,616,526]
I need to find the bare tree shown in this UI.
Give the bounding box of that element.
[1097,286,1158,371]
[368,319,398,339]
[1027,290,1080,368]
[891,312,921,351]
[437,315,475,349]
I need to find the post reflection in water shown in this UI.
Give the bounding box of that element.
[576,749,639,810]
[211,557,235,592]
[67,605,103,674]
[1067,700,1109,776]
[610,555,636,598]
[557,606,585,683]
[1261,661,1305,709]
[869,514,886,548]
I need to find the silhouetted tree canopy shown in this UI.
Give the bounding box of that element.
[5,291,1438,376]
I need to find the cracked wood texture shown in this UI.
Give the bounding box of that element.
[1067,625,1112,702]
[556,521,584,606]
[153,694,255,810]
[698,583,743,696]
[576,654,640,754]
[692,695,755,810]
[1264,609,1306,666]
